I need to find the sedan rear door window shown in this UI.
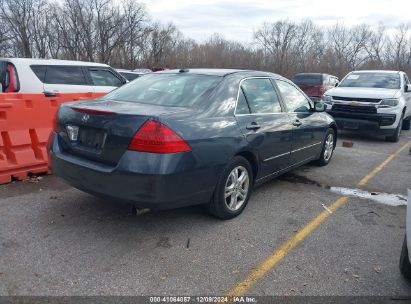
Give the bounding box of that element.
[275,80,311,112]
[235,89,251,114]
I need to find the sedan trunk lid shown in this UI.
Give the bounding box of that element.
[56,99,190,165]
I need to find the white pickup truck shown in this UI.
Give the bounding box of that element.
[323,70,411,142]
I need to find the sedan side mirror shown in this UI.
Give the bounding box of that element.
[335,82,339,87]
[314,101,326,112]
[406,84,411,92]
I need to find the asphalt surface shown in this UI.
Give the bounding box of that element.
[0,129,410,296]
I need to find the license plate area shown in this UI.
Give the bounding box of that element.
[77,127,107,151]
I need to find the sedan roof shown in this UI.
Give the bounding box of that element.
[157,68,282,78]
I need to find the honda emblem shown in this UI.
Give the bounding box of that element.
[82,114,90,123]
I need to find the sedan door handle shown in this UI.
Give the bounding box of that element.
[246,122,261,130]
[292,119,302,127]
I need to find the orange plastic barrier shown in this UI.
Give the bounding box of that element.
[0,92,105,184]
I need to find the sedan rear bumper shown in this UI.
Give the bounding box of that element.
[50,133,216,209]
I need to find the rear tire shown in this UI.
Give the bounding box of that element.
[403,115,410,130]
[315,128,335,166]
[206,156,253,220]
[400,236,411,280]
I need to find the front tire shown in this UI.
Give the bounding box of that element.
[386,114,403,142]
[315,128,335,166]
[400,236,411,279]
[206,156,253,220]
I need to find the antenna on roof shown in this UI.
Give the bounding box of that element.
[179,69,189,73]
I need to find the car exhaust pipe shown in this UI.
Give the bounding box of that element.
[131,205,150,216]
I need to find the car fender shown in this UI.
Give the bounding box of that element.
[328,121,338,146]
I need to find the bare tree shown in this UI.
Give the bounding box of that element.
[365,22,387,67]
[31,0,54,58]
[390,23,411,70]
[54,0,89,60]
[147,22,180,67]
[349,24,372,68]
[1,0,411,78]
[117,0,150,69]
[293,19,324,73]
[0,0,36,57]
[254,20,297,75]
[0,15,12,56]
[92,0,124,63]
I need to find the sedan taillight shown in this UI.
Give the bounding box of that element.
[128,120,191,153]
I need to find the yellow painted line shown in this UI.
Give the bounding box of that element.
[357,141,411,187]
[226,140,411,297]
[226,196,349,297]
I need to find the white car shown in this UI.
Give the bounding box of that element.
[0,58,127,94]
[400,189,411,279]
[323,70,411,142]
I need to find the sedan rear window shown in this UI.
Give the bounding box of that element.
[102,73,221,107]
[339,72,400,89]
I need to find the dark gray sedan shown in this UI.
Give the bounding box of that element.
[50,69,337,219]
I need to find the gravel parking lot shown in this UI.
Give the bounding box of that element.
[0,130,410,296]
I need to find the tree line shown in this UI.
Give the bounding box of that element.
[1,0,411,79]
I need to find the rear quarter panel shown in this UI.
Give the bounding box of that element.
[159,113,246,191]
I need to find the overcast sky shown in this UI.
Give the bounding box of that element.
[139,0,411,42]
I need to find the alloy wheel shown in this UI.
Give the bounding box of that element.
[224,166,250,211]
[324,133,334,162]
